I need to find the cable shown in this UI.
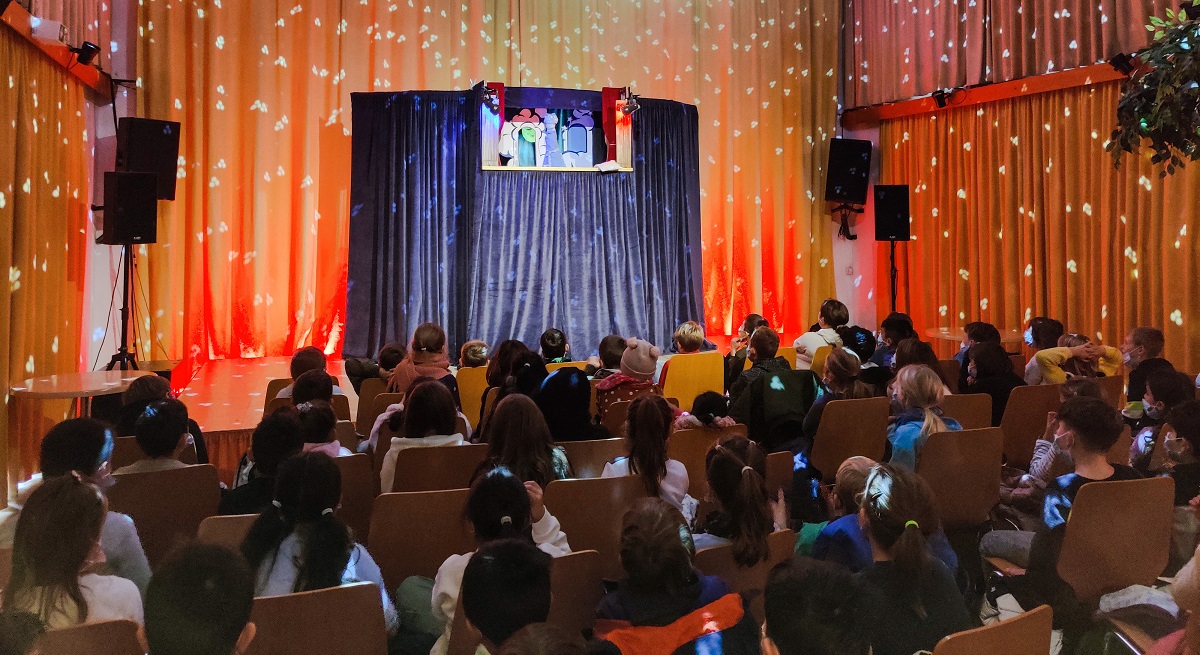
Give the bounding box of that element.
[90,252,124,371]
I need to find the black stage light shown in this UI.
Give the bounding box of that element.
[70,40,101,66]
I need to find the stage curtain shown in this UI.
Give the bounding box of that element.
[1,26,91,495]
[878,80,1200,374]
[136,0,840,366]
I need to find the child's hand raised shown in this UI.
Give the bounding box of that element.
[525,480,546,522]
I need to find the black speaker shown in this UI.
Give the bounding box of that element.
[99,172,158,245]
[874,184,911,242]
[824,138,873,205]
[116,117,181,200]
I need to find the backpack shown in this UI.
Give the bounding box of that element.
[752,368,820,452]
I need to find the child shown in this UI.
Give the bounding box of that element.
[539,328,571,364]
[590,334,628,381]
[1026,378,1103,485]
[144,543,256,655]
[658,321,706,389]
[674,391,736,431]
[803,346,878,442]
[725,313,770,390]
[1032,333,1122,384]
[389,323,460,404]
[867,312,917,369]
[1121,326,1175,403]
[498,352,550,399]
[793,299,850,371]
[595,338,662,419]
[535,368,609,442]
[1130,370,1195,472]
[277,346,343,398]
[1165,400,1200,505]
[478,394,573,486]
[459,340,489,368]
[114,398,193,474]
[603,395,696,523]
[1021,317,1065,384]
[379,380,465,492]
[291,369,335,405]
[297,400,352,458]
[963,341,1027,426]
[729,327,814,450]
[220,408,304,515]
[761,558,870,655]
[892,338,952,392]
[116,374,209,463]
[887,365,962,471]
[692,437,778,566]
[486,340,532,388]
[460,539,553,652]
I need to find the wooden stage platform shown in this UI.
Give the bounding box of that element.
[180,357,359,484]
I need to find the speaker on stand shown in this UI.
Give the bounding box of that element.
[874,184,911,314]
[825,138,873,240]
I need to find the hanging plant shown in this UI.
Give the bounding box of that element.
[1107,0,1200,176]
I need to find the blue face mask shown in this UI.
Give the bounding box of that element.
[1023,327,1035,347]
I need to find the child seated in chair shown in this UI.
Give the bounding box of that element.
[297,400,353,458]
[691,437,785,564]
[459,340,489,369]
[603,396,696,523]
[276,346,344,399]
[540,328,571,364]
[886,365,962,471]
[378,380,466,492]
[588,334,627,381]
[143,543,256,655]
[595,338,662,419]
[673,391,736,431]
[1130,370,1196,473]
[114,398,194,475]
[762,557,870,655]
[220,408,303,515]
[658,321,705,389]
[460,539,553,654]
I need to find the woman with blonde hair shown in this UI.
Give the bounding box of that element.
[887,365,961,470]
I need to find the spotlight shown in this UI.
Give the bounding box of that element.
[70,41,101,66]
[932,89,948,109]
[621,93,640,115]
[482,86,499,112]
[1109,52,1136,76]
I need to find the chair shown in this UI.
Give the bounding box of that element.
[660,352,724,412]
[390,443,489,493]
[368,489,473,589]
[601,400,632,437]
[246,582,387,655]
[1009,353,1026,376]
[808,397,891,483]
[36,620,144,655]
[810,345,833,377]
[693,529,797,622]
[937,359,961,394]
[267,394,352,421]
[264,377,292,411]
[544,476,650,579]
[765,451,793,499]
[546,361,587,373]
[108,464,221,566]
[110,435,198,470]
[932,605,1053,655]
[940,393,993,430]
[355,376,388,435]
[777,346,798,369]
[479,386,500,427]
[0,547,10,591]
[197,514,258,551]
[1108,425,1133,466]
[372,415,403,475]
[1097,375,1126,411]
[998,384,1063,468]
[456,366,489,433]
[548,549,606,635]
[916,428,1003,530]
[558,438,627,479]
[667,428,722,502]
[455,414,471,441]
[336,453,378,543]
[334,420,359,451]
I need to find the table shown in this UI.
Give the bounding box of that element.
[10,370,156,415]
[925,327,1024,345]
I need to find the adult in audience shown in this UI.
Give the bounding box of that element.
[114,398,192,474]
[277,346,342,399]
[0,418,151,594]
[461,539,553,653]
[954,321,1001,391]
[1032,333,1122,384]
[673,391,736,431]
[1130,370,1196,472]
[1022,317,1066,385]
[856,464,970,655]
[803,346,878,443]
[603,395,696,522]
[478,394,572,485]
[389,322,460,404]
[868,312,917,369]
[593,499,759,654]
[539,328,571,364]
[891,338,952,392]
[143,543,255,655]
[725,313,771,390]
[495,623,588,655]
[1165,400,1200,506]
[219,408,304,515]
[761,557,871,655]
[297,400,351,458]
[963,340,1027,426]
[290,369,335,405]
[459,339,489,368]
[658,321,705,389]
[4,475,143,628]
[486,339,532,389]
[692,437,780,566]
[116,375,209,463]
[887,365,962,471]
[1122,326,1175,403]
[429,467,570,655]
[793,298,850,370]
[1026,378,1103,485]
[589,334,627,380]
[0,611,43,655]
[595,338,662,419]
[535,368,609,442]
[379,380,465,492]
[242,451,397,634]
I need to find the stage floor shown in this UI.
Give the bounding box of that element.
[179,357,359,484]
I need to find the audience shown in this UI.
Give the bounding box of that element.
[291,369,335,405]
[479,394,573,485]
[803,346,878,443]
[0,418,151,594]
[0,611,44,655]
[220,408,304,515]
[954,321,1001,391]
[761,557,871,655]
[725,313,771,390]
[115,375,209,463]
[1122,326,1175,403]
[540,328,571,364]
[840,324,878,363]
[499,351,550,399]
[535,368,609,442]
[143,543,255,655]
[892,338,952,392]
[241,452,397,633]
[297,400,352,457]
[590,334,627,381]
[793,299,850,370]
[495,623,588,655]
[692,437,776,566]
[1026,378,1103,485]
[868,312,917,369]
[963,340,1027,426]
[460,539,553,652]
[459,340,489,369]
[603,395,696,522]
[673,391,736,431]
[1166,400,1200,506]
[1022,316,1066,385]
[729,326,816,450]
[114,398,193,475]
[595,338,662,419]
[485,339,532,389]
[1130,370,1196,472]
[277,346,341,399]
[887,365,962,470]
[658,321,706,389]
[1033,333,1122,384]
[379,380,465,492]
[3,475,143,628]
[388,322,460,405]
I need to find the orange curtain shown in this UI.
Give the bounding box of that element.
[135,0,841,364]
[1,25,91,494]
[878,80,1200,374]
[29,0,112,72]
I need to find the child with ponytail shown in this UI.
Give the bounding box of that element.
[692,438,780,567]
[857,464,970,655]
[241,451,397,634]
[887,365,962,470]
[603,395,697,523]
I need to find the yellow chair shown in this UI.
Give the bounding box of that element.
[939,393,993,430]
[809,345,833,377]
[776,346,798,369]
[456,366,489,434]
[557,438,627,479]
[197,514,258,551]
[36,620,144,655]
[916,428,1003,530]
[247,582,388,655]
[998,383,1062,468]
[660,352,724,411]
[933,605,1052,655]
[808,397,891,483]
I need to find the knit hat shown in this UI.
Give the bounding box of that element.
[620,338,661,381]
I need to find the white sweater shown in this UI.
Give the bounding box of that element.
[379,434,465,493]
[793,328,842,370]
[602,458,697,525]
[8,573,143,630]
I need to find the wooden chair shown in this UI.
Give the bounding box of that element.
[546,361,587,373]
[36,620,144,655]
[110,435,198,470]
[368,489,473,589]
[372,415,403,476]
[1009,353,1026,376]
[810,345,833,377]
[777,346,798,369]
[916,428,1003,530]
[765,451,793,499]
[1108,425,1133,466]
[660,352,724,412]
[693,529,797,622]
[267,394,352,421]
[336,453,378,543]
[456,366,489,434]
[0,547,10,591]
[544,476,649,579]
[1097,374,1126,411]
[932,605,1053,655]
[558,438,627,478]
[548,549,606,635]
[390,443,489,493]
[246,582,387,655]
[479,386,500,428]
[940,393,993,430]
[455,414,471,441]
[355,376,388,435]
[264,377,293,411]
[808,397,891,483]
[334,420,359,451]
[667,428,722,502]
[998,383,1062,468]
[937,359,962,394]
[601,400,632,437]
[108,464,221,566]
[197,513,258,551]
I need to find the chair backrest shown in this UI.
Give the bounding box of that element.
[1108,425,1134,466]
[1057,477,1175,602]
[808,397,891,483]
[765,451,793,499]
[601,400,632,437]
[356,377,388,432]
[196,513,258,551]
[660,352,724,412]
[693,529,797,622]
[246,582,388,655]
[548,549,606,635]
[456,366,490,434]
[1097,375,1126,411]
[544,476,650,579]
[916,428,1004,529]
[479,386,500,427]
[391,443,489,493]
[264,377,293,411]
[36,620,144,655]
[940,393,993,430]
[810,345,833,377]
[361,392,404,449]
[372,414,403,476]
[368,489,473,589]
[558,438,627,479]
[108,464,221,566]
[110,435,198,470]
[455,414,470,441]
[266,394,351,421]
[0,547,10,591]
[335,453,378,544]
[932,604,1053,655]
[1009,353,1025,376]
[937,360,961,394]
[999,384,1063,468]
[546,361,587,373]
[334,420,359,451]
[776,346,798,369]
[666,428,722,502]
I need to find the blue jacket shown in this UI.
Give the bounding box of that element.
[887,409,962,470]
[812,513,959,574]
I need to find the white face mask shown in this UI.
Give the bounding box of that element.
[1166,435,1189,462]
[1144,402,1163,421]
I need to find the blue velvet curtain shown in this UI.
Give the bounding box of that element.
[345,92,703,358]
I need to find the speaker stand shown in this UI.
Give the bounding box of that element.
[106,244,139,371]
[888,240,899,314]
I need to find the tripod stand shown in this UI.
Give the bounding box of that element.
[106,244,139,370]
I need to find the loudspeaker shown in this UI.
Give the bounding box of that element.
[824,138,873,205]
[116,117,181,200]
[99,172,158,245]
[874,184,911,242]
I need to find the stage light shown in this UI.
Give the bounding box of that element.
[621,93,640,115]
[70,41,101,66]
[932,89,948,109]
[1109,53,1136,76]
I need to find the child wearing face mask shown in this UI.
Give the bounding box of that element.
[1130,371,1196,473]
[1120,327,1176,404]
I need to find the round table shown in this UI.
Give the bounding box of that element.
[925,327,1024,345]
[10,369,156,415]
